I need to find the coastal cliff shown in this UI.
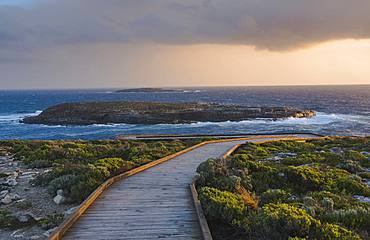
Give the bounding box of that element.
[22,101,316,125]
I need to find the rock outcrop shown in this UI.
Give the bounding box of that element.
[22,101,316,125]
[53,189,66,205]
[116,88,182,93]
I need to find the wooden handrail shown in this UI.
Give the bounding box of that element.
[190,179,213,240]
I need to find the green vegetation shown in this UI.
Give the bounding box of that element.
[196,137,370,239]
[38,213,64,230]
[0,172,9,178]
[0,139,199,203]
[0,209,20,229]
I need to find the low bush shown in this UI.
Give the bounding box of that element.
[47,174,79,195]
[39,213,64,230]
[0,172,9,178]
[198,187,248,227]
[286,166,326,192]
[312,223,361,240]
[260,189,291,205]
[236,186,259,209]
[256,203,318,239]
[196,137,370,239]
[336,160,364,173]
[197,158,252,192]
[230,158,282,193]
[335,176,370,197]
[2,139,198,204]
[358,172,370,179]
[320,207,370,231]
[0,210,21,229]
[345,150,367,162]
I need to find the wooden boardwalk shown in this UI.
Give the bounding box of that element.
[63,135,318,240]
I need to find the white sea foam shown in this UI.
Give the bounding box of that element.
[0,110,42,122]
[87,112,368,129]
[91,123,132,127]
[166,112,370,127]
[181,89,206,93]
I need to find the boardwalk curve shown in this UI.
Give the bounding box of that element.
[62,134,319,240]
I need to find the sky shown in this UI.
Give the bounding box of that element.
[0,0,370,89]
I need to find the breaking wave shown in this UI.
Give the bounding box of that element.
[180,112,369,127]
[0,111,42,122]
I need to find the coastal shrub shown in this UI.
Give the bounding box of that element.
[252,147,270,159]
[286,165,370,196]
[229,157,283,193]
[251,170,285,194]
[93,157,125,175]
[266,140,315,153]
[312,223,361,240]
[236,186,259,209]
[15,200,33,210]
[198,187,248,227]
[310,137,368,151]
[252,203,318,239]
[196,158,252,192]
[319,152,344,165]
[32,163,91,186]
[231,153,253,162]
[6,139,198,203]
[70,176,102,202]
[285,166,325,192]
[47,174,79,195]
[260,189,291,205]
[337,160,364,173]
[4,139,195,168]
[320,207,370,231]
[360,159,370,168]
[195,137,370,240]
[235,142,271,159]
[230,157,272,172]
[0,172,9,178]
[307,191,366,211]
[345,150,367,162]
[0,210,20,229]
[358,172,370,179]
[280,154,319,166]
[335,176,370,196]
[28,159,54,168]
[39,213,64,230]
[321,197,334,211]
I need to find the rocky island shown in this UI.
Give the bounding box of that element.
[115,88,183,93]
[22,101,316,125]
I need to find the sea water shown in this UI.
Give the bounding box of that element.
[0,85,369,140]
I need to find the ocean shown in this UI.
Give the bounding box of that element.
[0,85,369,140]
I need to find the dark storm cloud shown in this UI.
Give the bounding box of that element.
[1,0,370,53]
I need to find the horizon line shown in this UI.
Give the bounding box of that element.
[1,83,370,91]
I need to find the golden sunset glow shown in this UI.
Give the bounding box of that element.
[7,39,368,89]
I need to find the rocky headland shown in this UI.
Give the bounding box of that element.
[115,88,182,93]
[22,101,315,126]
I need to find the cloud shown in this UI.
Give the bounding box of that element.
[1,0,370,54]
